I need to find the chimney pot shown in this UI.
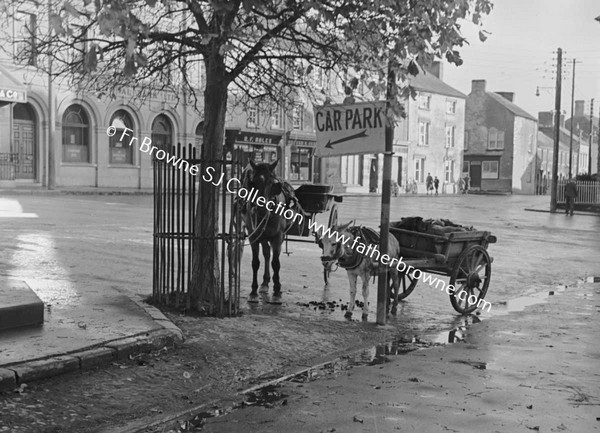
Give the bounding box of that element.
[471,80,486,93]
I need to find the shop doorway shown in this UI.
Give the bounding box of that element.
[369,158,378,192]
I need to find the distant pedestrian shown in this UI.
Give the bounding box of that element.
[433,176,440,195]
[426,173,433,195]
[564,176,577,216]
[464,175,471,194]
[391,180,400,197]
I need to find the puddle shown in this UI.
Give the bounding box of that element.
[490,284,568,315]
[451,359,487,370]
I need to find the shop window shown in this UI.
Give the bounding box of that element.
[482,160,499,179]
[109,110,134,165]
[290,147,311,181]
[62,104,90,163]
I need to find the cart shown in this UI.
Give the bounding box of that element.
[284,184,342,283]
[388,224,497,314]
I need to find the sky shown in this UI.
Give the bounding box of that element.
[443,0,600,120]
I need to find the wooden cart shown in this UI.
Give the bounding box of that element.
[388,225,497,314]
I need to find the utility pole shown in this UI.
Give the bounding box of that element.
[550,48,562,212]
[47,0,56,189]
[589,99,594,175]
[597,107,600,176]
[568,58,576,179]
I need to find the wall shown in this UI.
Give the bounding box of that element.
[512,116,537,194]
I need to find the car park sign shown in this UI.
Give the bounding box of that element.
[315,101,386,157]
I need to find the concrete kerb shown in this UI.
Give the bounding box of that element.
[0,299,184,392]
[524,208,600,217]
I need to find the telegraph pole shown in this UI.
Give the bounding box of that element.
[568,58,576,179]
[550,48,562,212]
[589,99,594,175]
[47,0,56,189]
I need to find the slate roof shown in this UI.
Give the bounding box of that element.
[487,92,537,121]
[409,70,467,99]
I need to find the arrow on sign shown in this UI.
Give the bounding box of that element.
[325,129,368,149]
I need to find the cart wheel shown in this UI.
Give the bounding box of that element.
[449,245,491,314]
[328,203,338,229]
[388,270,418,301]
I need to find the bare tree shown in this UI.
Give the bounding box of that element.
[0,0,492,313]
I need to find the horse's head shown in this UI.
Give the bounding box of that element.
[318,221,354,264]
[246,159,282,200]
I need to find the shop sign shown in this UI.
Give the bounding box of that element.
[237,131,282,146]
[0,88,26,103]
[315,101,386,156]
[289,138,316,148]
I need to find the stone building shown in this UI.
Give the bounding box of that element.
[463,80,537,194]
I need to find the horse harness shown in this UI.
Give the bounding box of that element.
[336,226,381,273]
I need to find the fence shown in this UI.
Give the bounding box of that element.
[153,143,244,317]
[557,180,600,204]
[0,153,16,180]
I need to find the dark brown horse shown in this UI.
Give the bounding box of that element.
[241,160,300,303]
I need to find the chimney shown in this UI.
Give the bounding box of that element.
[575,100,585,117]
[496,92,515,103]
[471,80,486,94]
[538,111,553,127]
[426,61,443,80]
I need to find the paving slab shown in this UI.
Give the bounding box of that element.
[0,279,44,331]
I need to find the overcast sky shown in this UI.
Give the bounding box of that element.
[443,0,600,120]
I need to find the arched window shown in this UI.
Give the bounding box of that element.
[109,110,134,164]
[151,114,172,152]
[195,121,204,154]
[62,104,90,163]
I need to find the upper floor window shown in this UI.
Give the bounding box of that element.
[247,105,258,128]
[418,121,430,145]
[418,94,431,110]
[313,67,325,89]
[292,105,303,130]
[445,125,456,148]
[446,100,457,114]
[271,105,283,129]
[488,128,505,150]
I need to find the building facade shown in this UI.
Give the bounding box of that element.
[464,80,538,194]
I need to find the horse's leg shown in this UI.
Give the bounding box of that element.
[345,271,358,319]
[249,241,260,300]
[270,238,282,296]
[259,240,270,292]
[360,269,370,321]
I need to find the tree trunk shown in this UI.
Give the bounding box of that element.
[190,52,229,314]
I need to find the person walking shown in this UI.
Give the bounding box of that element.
[433,176,440,195]
[564,176,578,216]
[426,173,433,195]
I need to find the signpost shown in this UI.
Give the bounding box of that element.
[315,98,393,325]
[315,101,386,156]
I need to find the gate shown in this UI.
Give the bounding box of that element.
[152,143,244,317]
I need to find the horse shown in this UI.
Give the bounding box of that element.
[240,160,301,303]
[318,222,401,320]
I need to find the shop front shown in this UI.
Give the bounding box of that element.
[231,131,283,176]
[288,138,316,183]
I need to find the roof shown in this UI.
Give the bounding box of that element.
[486,92,537,121]
[409,70,466,99]
[538,128,575,151]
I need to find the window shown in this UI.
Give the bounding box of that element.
[529,134,534,153]
[271,105,283,129]
[314,67,325,88]
[290,147,311,181]
[292,105,303,130]
[418,94,431,110]
[414,158,425,183]
[482,161,499,179]
[418,121,430,145]
[488,128,505,150]
[15,13,37,66]
[109,110,135,164]
[194,121,204,154]
[446,100,457,114]
[444,159,455,183]
[445,125,455,148]
[62,104,90,163]
[463,161,470,174]
[341,155,363,185]
[151,114,173,155]
[464,131,469,151]
[247,105,258,128]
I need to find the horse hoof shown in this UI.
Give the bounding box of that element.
[248,294,259,304]
[259,285,269,293]
[391,306,397,315]
[361,313,368,321]
[268,294,282,305]
[344,311,352,319]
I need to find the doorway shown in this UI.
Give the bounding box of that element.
[369,158,378,192]
[12,103,37,180]
[470,164,482,188]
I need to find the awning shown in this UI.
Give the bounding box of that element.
[0,64,27,106]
